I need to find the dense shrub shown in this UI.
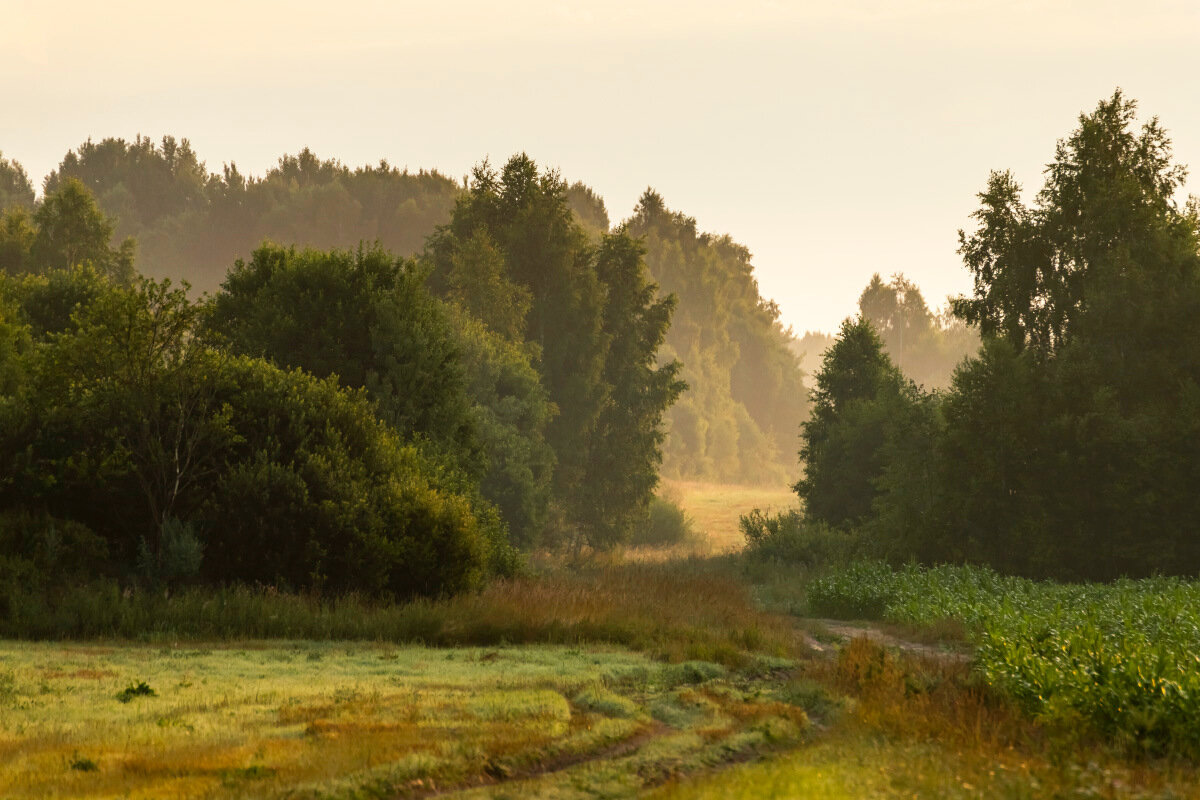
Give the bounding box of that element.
[0,270,498,598]
[630,494,694,547]
[740,509,868,567]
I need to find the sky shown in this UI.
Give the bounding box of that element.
[3,0,1199,333]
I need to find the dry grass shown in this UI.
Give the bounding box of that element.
[659,480,798,554]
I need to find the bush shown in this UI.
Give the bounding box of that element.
[740,509,868,567]
[137,518,203,586]
[630,494,694,547]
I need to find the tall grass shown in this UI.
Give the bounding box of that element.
[2,561,800,666]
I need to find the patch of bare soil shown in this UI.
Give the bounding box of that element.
[802,619,970,663]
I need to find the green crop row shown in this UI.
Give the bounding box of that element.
[808,563,1200,755]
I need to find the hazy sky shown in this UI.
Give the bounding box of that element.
[4,0,1199,333]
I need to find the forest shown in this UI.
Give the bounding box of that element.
[4,90,1200,799]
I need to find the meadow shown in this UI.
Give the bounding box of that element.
[0,641,811,799]
[7,484,1200,798]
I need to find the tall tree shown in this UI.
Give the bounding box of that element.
[30,179,135,282]
[427,155,682,547]
[938,91,1200,578]
[796,317,907,530]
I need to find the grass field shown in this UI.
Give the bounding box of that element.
[660,480,798,553]
[5,482,1200,798]
[0,642,808,799]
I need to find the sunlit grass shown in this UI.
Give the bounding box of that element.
[0,642,809,799]
[659,480,797,554]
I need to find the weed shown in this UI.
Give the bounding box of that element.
[68,753,98,772]
[115,681,156,703]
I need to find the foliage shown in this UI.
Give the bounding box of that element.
[810,562,1200,756]
[802,93,1200,581]
[211,243,477,463]
[630,494,695,548]
[450,307,555,548]
[29,179,135,282]
[0,152,35,212]
[427,155,682,549]
[931,91,1200,578]
[0,269,495,597]
[137,518,204,586]
[856,272,978,389]
[209,243,549,552]
[795,317,910,529]
[0,179,135,282]
[622,191,808,484]
[47,138,462,292]
[739,509,867,567]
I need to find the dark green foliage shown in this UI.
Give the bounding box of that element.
[137,518,203,586]
[30,179,135,283]
[630,494,694,548]
[208,243,543,554]
[0,180,135,283]
[197,357,489,596]
[427,155,682,549]
[795,318,909,530]
[0,209,37,277]
[577,234,686,547]
[115,681,156,703]
[48,139,461,292]
[68,754,99,772]
[740,509,866,567]
[0,269,494,597]
[450,308,555,548]
[812,92,1200,581]
[211,243,476,460]
[622,191,807,484]
[932,92,1200,578]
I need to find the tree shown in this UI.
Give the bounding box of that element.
[857,272,978,389]
[427,155,682,547]
[0,269,495,596]
[439,228,531,341]
[450,307,556,548]
[0,209,36,277]
[30,179,135,282]
[622,190,808,484]
[937,90,1200,578]
[211,243,477,463]
[576,234,686,547]
[0,153,35,212]
[796,317,907,529]
[954,90,1190,355]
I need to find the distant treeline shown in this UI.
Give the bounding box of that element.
[787,92,1200,580]
[793,274,978,393]
[0,139,807,484]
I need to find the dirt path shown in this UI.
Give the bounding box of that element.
[802,619,971,662]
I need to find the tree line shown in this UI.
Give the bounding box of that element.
[0,153,687,600]
[1,139,807,485]
[793,92,1200,580]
